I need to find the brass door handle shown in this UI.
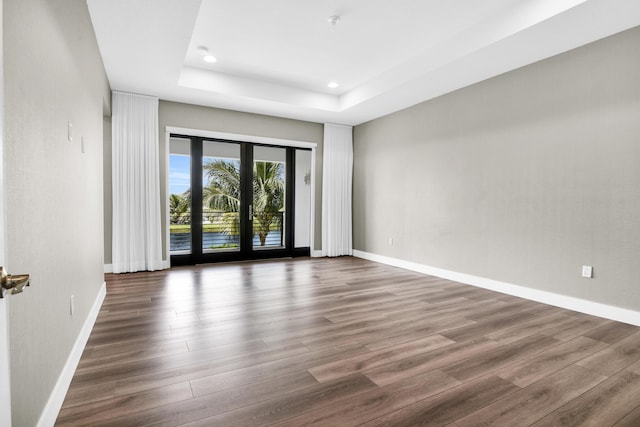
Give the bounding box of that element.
[0,266,30,298]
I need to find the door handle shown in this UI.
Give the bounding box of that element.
[0,266,30,298]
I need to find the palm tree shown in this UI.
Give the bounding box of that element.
[203,160,240,212]
[203,159,284,246]
[169,193,190,224]
[202,160,240,241]
[253,161,284,246]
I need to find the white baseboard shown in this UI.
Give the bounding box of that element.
[311,250,325,258]
[37,282,106,427]
[104,260,170,273]
[353,250,640,327]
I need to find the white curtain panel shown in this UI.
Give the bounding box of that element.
[111,91,163,273]
[322,123,353,257]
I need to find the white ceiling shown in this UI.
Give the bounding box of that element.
[87,0,640,126]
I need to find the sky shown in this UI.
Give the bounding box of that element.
[169,154,191,195]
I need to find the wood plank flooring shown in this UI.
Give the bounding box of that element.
[56,257,640,426]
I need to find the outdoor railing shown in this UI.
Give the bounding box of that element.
[170,210,284,252]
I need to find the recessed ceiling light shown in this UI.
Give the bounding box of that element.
[196,45,217,63]
[328,81,339,88]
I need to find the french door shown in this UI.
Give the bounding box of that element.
[169,135,311,264]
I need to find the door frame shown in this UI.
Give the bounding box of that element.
[0,0,13,422]
[164,126,317,264]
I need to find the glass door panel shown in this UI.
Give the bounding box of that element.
[202,140,241,253]
[169,137,192,255]
[252,146,286,250]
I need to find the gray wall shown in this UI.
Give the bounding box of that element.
[3,0,109,425]
[158,101,325,257]
[354,26,640,312]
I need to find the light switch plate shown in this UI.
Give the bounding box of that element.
[582,265,593,278]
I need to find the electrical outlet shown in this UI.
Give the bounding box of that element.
[581,265,593,278]
[70,295,75,316]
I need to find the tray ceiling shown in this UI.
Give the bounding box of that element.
[88,0,640,125]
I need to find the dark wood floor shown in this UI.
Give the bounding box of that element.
[56,257,640,426]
